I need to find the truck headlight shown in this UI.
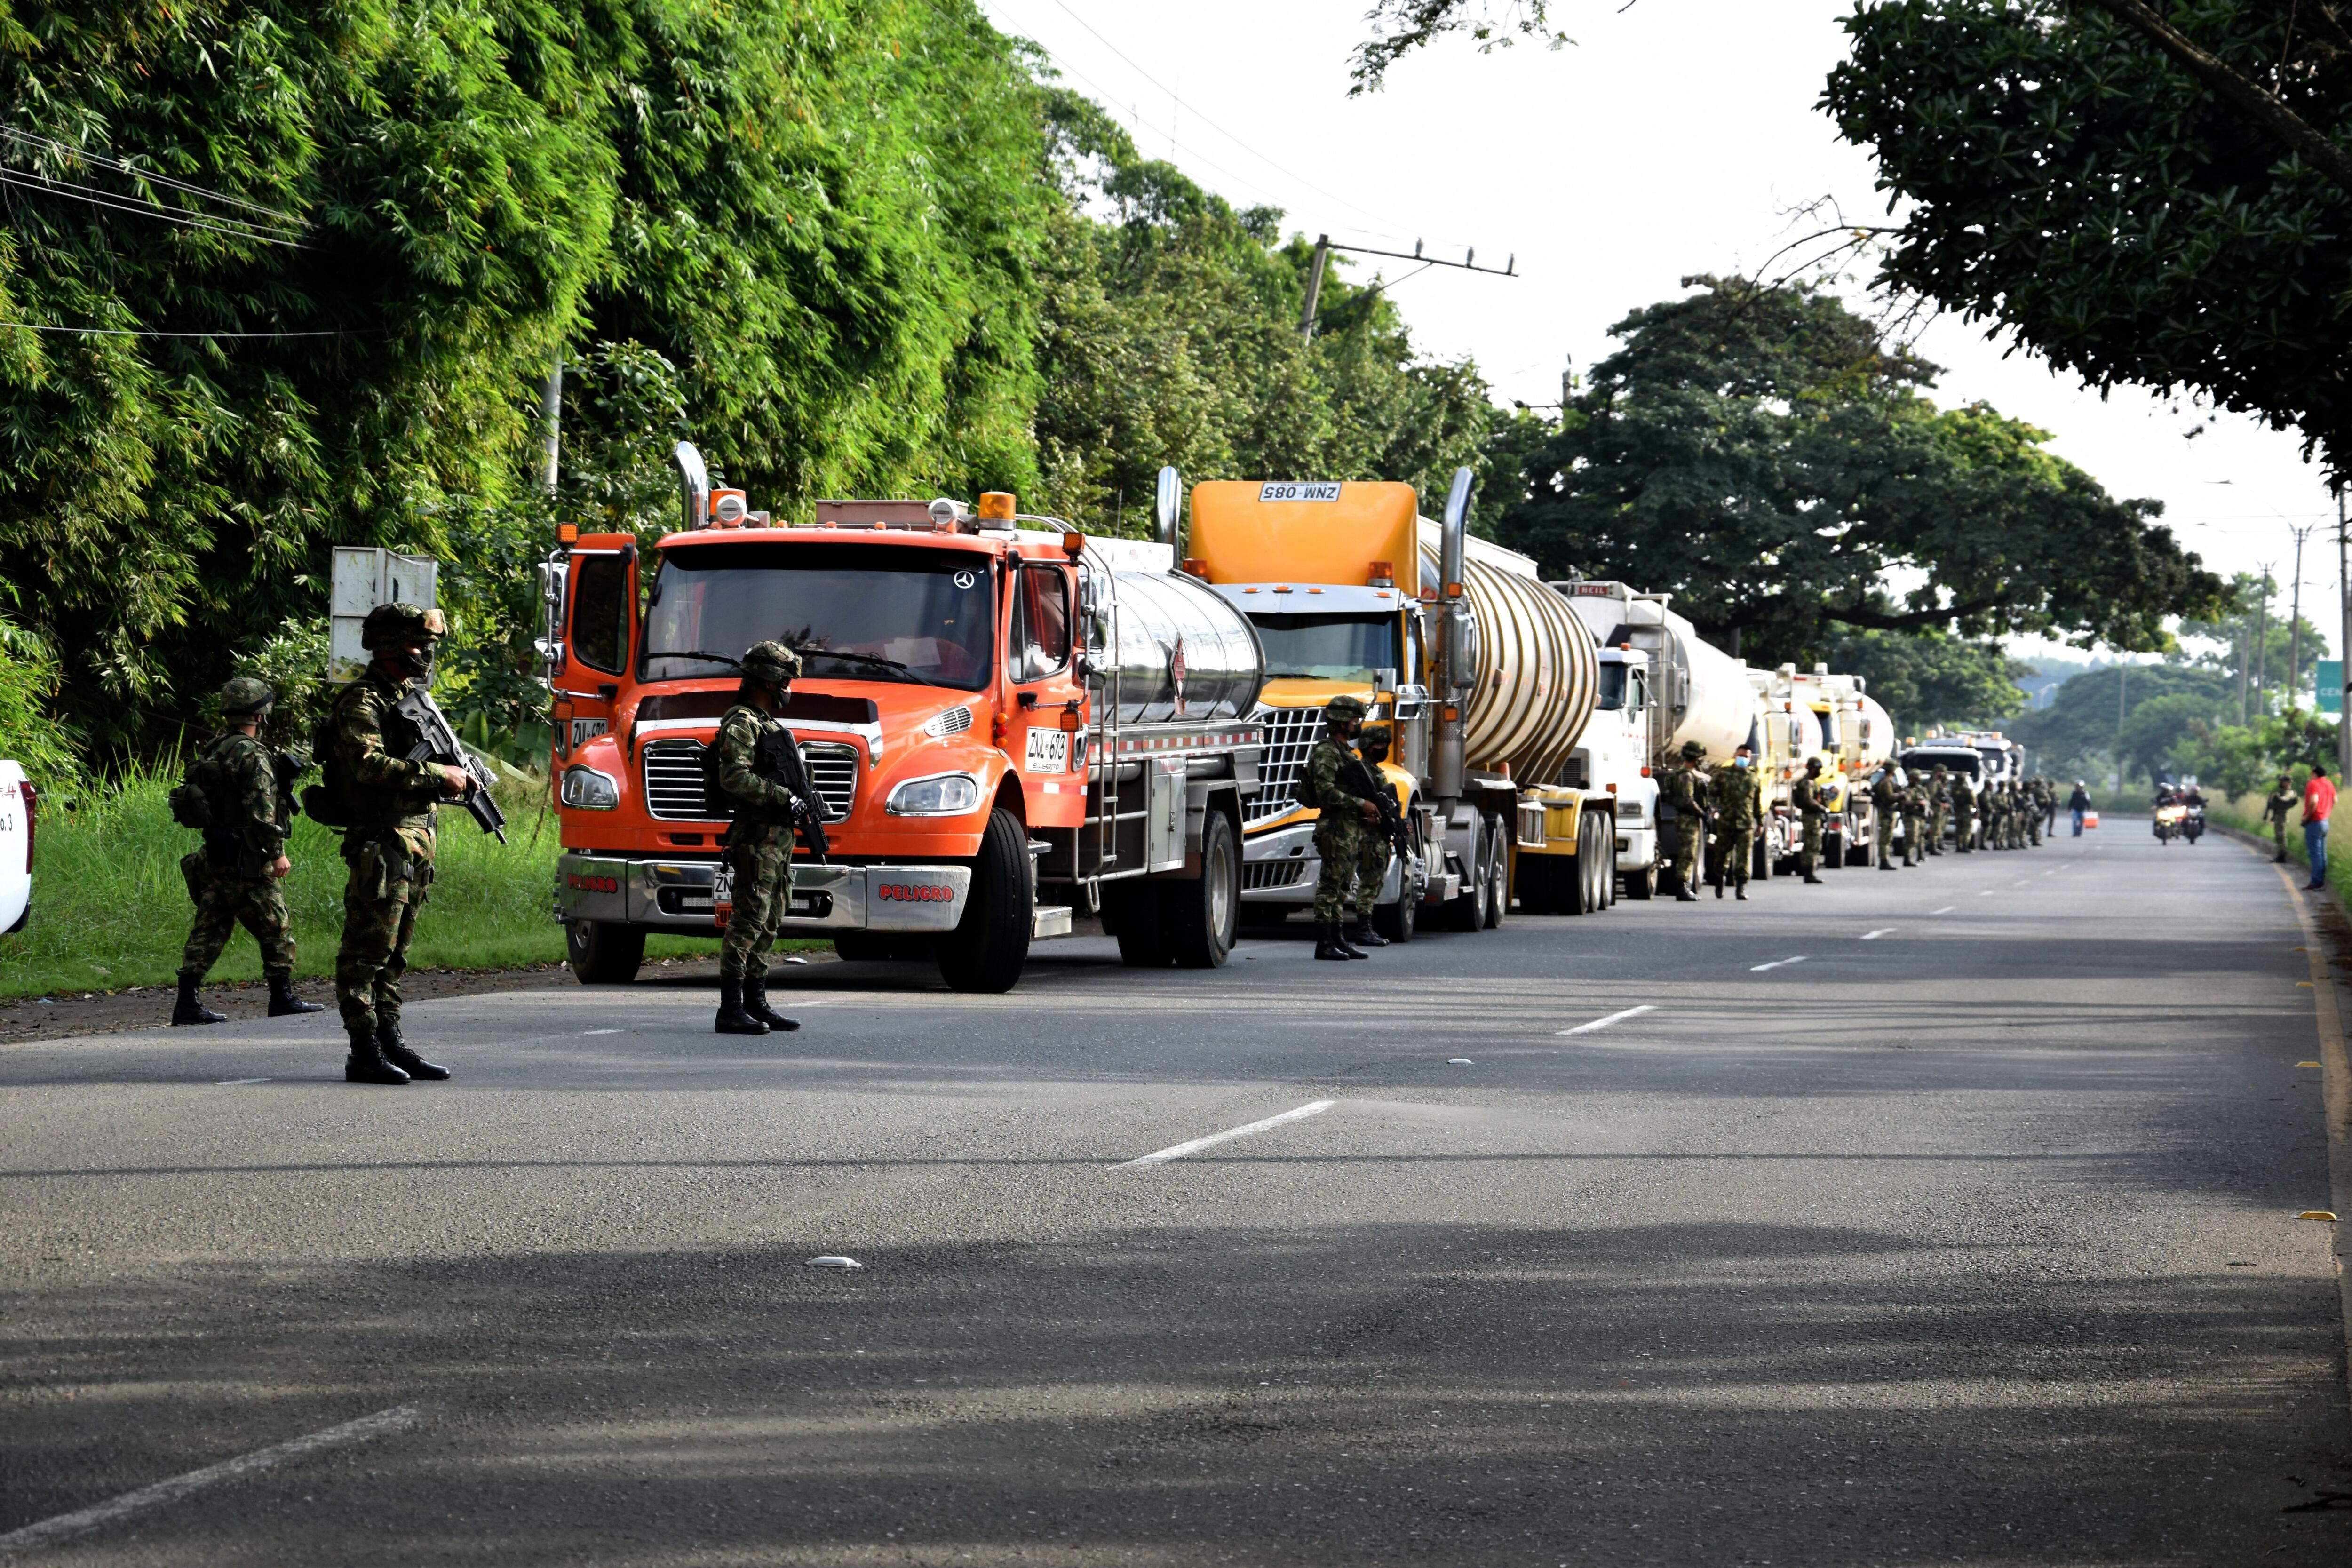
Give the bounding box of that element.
[561,765,620,810]
[886,772,982,816]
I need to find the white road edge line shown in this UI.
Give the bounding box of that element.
[582,1029,624,1036]
[213,1077,270,1086]
[1119,1101,1335,1168]
[1930,906,1956,915]
[1750,955,1808,972]
[1860,928,1896,941]
[1556,1004,1657,1037]
[0,1405,421,1553]
[1977,890,1997,898]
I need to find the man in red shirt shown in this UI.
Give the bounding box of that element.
[2303,764,2336,890]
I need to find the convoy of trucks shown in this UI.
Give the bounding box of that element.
[539,459,1909,987]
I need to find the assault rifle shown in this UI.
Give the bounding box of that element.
[758,727,831,864]
[392,687,509,843]
[1341,740,1410,861]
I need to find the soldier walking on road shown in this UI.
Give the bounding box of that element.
[2025,780,2044,847]
[1307,696,1382,959]
[1792,757,1828,884]
[1925,765,1951,856]
[1710,743,1762,900]
[1870,765,1899,870]
[2264,773,2300,862]
[321,605,464,1085]
[1900,776,1930,867]
[1344,726,1401,948]
[1951,772,1977,852]
[714,641,823,1034]
[1661,740,1710,901]
[170,679,327,1027]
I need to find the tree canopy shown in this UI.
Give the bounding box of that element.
[1823,0,2352,482]
[1494,277,2226,664]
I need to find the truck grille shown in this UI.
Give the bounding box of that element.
[1243,705,1324,827]
[641,738,858,822]
[1242,859,1307,890]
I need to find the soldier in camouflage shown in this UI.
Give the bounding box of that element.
[323,604,465,1085]
[1345,725,1401,947]
[1869,765,1899,870]
[1791,756,1828,884]
[171,678,326,1026]
[1950,772,1977,852]
[1306,695,1381,960]
[1900,775,1930,867]
[714,641,820,1034]
[1925,766,1950,856]
[1660,740,1709,901]
[2263,773,2300,861]
[1709,742,1762,900]
[2024,780,2044,847]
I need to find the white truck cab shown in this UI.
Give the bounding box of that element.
[0,761,34,934]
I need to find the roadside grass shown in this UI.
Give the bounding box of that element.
[2202,793,2352,907]
[0,767,786,1000]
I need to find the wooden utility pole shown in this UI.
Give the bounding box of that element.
[2339,490,2350,778]
[2289,524,2315,713]
[2254,565,2273,716]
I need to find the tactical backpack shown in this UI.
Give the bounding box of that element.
[699,738,737,823]
[303,704,354,828]
[168,756,212,830]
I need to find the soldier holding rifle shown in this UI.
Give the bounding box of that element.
[712,641,828,1035]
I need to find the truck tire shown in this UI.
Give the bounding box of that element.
[1374,863,1419,942]
[1104,879,1170,966]
[1603,827,1620,907]
[936,807,1032,994]
[1751,823,1773,882]
[567,919,645,985]
[1164,811,1240,969]
[1480,812,1507,929]
[1623,855,1656,899]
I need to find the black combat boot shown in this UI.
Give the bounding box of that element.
[376,1021,450,1080]
[1334,923,1370,958]
[266,972,324,1017]
[345,1024,411,1085]
[743,971,802,1032]
[1734,883,1749,901]
[715,977,770,1034]
[1715,879,1724,899]
[1802,871,1823,885]
[1675,880,1699,902]
[1346,917,1390,948]
[1312,923,1352,961]
[171,974,226,1027]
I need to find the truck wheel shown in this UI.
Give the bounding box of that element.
[1603,827,1620,907]
[1752,826,1773,882]
[1623,855,1656,900]
[1104,879,1170,966]
[1373,852,1418,943]
[566,920,645,985]
[1165,811,1239,969]
[937,807,1032,994]
[1480,813,1507,929]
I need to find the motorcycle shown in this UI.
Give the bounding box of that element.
[2182,800,2206,843]
[2153,802,2186,844]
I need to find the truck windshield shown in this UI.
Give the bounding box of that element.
[1249,613,1394,682]
[640,542,994,689]
[1595,664,1628,710]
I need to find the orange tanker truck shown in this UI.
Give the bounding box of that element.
[547,447,1265,992]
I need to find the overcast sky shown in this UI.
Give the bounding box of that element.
[979,0,2344,657]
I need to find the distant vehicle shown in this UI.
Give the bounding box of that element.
[0,761,34,933]
[2153,802,2186,845]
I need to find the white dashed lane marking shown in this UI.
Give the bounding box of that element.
[1750,956,1808,972]
[1556,1005,1657,1037]
[1120,1101,1336,1168]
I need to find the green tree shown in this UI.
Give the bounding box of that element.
[1494,277,2225,662]
[2011,662,2235,780]
[2175,572,2327,714]
[1823,0,2352,480]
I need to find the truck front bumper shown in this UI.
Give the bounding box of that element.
[1239,821,1417,906]
[554,852,971,935]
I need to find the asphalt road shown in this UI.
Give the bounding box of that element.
[3,824,2348,1565]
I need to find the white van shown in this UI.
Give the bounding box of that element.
[0,761,33,933]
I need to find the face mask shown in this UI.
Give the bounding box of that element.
[1734,756,1750,769]
[388,642,435,679]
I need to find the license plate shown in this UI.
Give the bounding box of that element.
[1024,728,1069,774]
[711,868,733,903]
[1257,481,1340,502]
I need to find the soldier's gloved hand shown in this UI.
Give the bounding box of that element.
[1357,800,1381,824]
[270,855,292,880]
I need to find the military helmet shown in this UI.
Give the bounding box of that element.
[219,677,275,716]
[1680,740,1706,761]
[1358,725,1392,762]
[1323,695,1368,725]
[1804,755,1822,772]
[359,602,446,650]
[741,640,802,685]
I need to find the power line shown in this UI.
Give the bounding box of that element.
[0,125,306,226]
[0,321,357,339]
[0,169,308,248]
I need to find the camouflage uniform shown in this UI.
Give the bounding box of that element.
[1950,776,1977,852]
[1710,758,1762,893]
[2264,782,2300,860]
[715,701,809,982]
[1870,772,1898,866]
[2024,781,2043,846]
[1926,769,1950,854]
[1307,732,1376,923]
[178,730,297,979]
[1900,782,1929,867]
[1660,751,1709,894]
[1791,769,1827,877]
[326,665,445,1035]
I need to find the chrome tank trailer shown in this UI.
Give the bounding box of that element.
[1081,537,1265,725]
[1415,519,1596,790]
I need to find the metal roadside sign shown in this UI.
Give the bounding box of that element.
[329,548,438,682]
[2318,659,2342,715]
